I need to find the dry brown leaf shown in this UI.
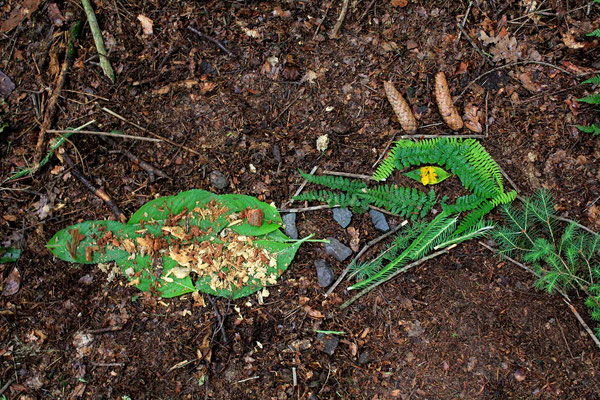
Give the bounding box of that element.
[0,0,41,33]
[137,14,154,35]
[2,267,21,296]
[434,72,463,131]
[391,0,408,7]
[304,306,324,319]
[347,227,360,252]
[463,105,482,133]
[384,81,417,134]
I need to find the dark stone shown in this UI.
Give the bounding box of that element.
[200,60,214,74]
[332,207,352,228]
[209,170,229,190]
[324,238,352,262]
[358,350,370,365]
[321,335,339,355]
[314,259,334,287]
[369,210,390,232]
[282,213,298,239]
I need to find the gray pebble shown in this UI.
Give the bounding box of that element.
[369,209,390,232]
[282,213,298,239]
[325,237,352,262]
[209,170,229,190]
[319,334,339,356]
[358,350,370,365]
[332,207,352,228]
[314,259,334,287]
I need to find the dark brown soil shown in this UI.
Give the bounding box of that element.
[2,1,600,399]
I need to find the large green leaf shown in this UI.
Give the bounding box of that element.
[0,247,21,263]
[218,194,282,236]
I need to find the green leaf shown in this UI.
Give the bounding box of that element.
[47,220,139,263]
[0,246,21,263]
[582,75,600,85]
[128,189,217,224]
[577,93,600,105]
[577,124,600,136]
[403,166,451,185]
[587,29,600,38]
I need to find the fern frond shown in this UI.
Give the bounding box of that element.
[299,170,367,192]
[455,190,516,234]
[582,75,600,85]
[349,213,458,291]
[577,93,600,104]
[577,124,600,136]
[587,29,600,38]
[293,190,366,211]
[366,186,435,219]
[441,193,484,213]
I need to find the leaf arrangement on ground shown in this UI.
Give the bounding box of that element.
[48,190,309,299]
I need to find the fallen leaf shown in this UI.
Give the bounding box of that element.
[2,267,21,296]
[390,0,408,7]
[47,3,64,26]
[137,14,154,35]
[347,227,360,252]
[518,72,539,92]
[463,105,482,133]
[304,306,324,319]
[562,32,584,49]
[0,0,42,33]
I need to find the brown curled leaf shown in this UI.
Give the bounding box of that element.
[384,81,417,134]
[434,72,463,131]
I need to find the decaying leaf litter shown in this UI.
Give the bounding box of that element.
[2,0,600,398]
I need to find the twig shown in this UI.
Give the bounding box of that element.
[87,325,123,334]
[81,0,115,82]
[236,376,260,384]
[341,245,456,309]
[456,1,473,44]
[456,22,494,66]
[325,221,407,297]
[292,165,318,199]
[478,241,600,351]
[396,133,484,139]
[61,151,127,222]
[207,295,229,345]
[278,204,333,213]
[322,170,375,181]
[103,134,170,181]
[313,3,331,40]
[100,106,206,159]
[32,21,82,170]
[329,0,350,39]
[0,378,14,397]
[187,26,234,57]
[458,61,576,99]
[358,0,377,23]
[90,362,124,367]
[564,300,600,351]
[497,163,521,193]
[47,129,161,143]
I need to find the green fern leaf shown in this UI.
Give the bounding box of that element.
[577,124,600,135]
[582,75,600,85]
[577,93,600,104]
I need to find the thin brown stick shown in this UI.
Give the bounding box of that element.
[61,152,127,223]
[0,378,14,397]
[322,170,375,181]
[341,245,456,309]
[91,362,124,367]
[458,61,576,99]
[478,241,600,350]
[313,3,332,39]
[87,325,123,334]
[455,1,473,44]
[278,204,333,213]
[207,294,229,344]
[358,0,377,23]
[292,165,318,200]
[100,107,206,159]
[187,26,234,57]
[456,22,494,66]
[497,163,521,193]
[396,133,484,139]
[47,129,161,142]
[329,0,350,39]
[33,25,79,169]
[325,221,408,297]
[102,136,170,181]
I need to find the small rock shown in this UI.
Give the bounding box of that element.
[200,60,214,74]
[78,274,94,285]
[318,334,339,355]
[514,368,526,382]
[209,170,229,189]
[282,213,298,239]
[358,350,370,365]
[325,238,352,262]
[332,207,352,228]
[369,210,389,232]
[314,259,334,287]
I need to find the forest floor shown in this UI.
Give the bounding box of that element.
[2,0,600,399]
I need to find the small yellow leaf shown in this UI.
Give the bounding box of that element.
[419,166,438,185]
